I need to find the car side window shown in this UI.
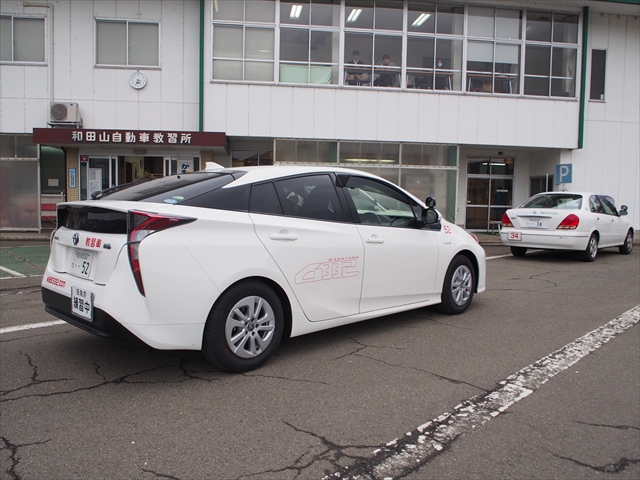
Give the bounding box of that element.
[343,176,417,228]
[599,196,618,215]
[181,183,250,211]
[589,195,604,213]
[250,182,283,215]
[273,175,344,222]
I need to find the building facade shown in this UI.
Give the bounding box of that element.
[1,0,638,231]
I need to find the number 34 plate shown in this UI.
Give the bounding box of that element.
[508,231,521,241]
[71,287,93,321]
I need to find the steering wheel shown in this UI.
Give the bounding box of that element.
[360,212,381,224]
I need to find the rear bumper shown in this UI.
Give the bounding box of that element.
[42,287,144,345]
[500,229,589,251]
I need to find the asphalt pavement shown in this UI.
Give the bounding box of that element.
[1,245,638,479]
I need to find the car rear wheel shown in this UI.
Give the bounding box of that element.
[619,230,634,254]
[437,255,475,315]
[510,246,527,257]
[203,281,284,372]
[580,234,598,262]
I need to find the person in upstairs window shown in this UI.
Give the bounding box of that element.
[374,54,399,87]
[346,49,368,85]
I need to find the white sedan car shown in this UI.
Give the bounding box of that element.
[500,192,634,261]
[42,166,485,372]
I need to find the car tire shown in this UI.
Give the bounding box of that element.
[580,233,598,262]
[203,281,284,373]
[619,230,634,254]
[510,246,527,257]
[437,255,475,315]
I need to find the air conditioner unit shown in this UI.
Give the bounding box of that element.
[49,102,80,124]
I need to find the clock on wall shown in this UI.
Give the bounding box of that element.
[129,71,147,89]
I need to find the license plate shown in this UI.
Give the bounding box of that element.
[69,249,94,278]
[508,231,521,241]
[71,286,93,321]
[525,219,544,228]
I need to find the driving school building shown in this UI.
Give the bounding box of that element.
[1,0,638,231]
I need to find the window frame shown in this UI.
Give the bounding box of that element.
[208,1,583,100]
[94,18,161,68]
[0,15,46,64]
[522,10,579,98]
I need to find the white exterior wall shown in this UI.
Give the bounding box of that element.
[1,1,638,229]
[204,84,581,149]
[570,12,640,228]
[0,0,200,133]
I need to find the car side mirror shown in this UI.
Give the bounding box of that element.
[421,207,441,231]
[425,196,436,208]
[620,205,628,216]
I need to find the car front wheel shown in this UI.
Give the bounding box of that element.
[438,255,475,315]
[203,281,284,372]
[619,230,633,254]
[580,234,598,262]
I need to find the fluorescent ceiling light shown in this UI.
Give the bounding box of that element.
[344,158,396,164]
[412,13,431,27]
[347,8,362,23]
[290,5,303,19]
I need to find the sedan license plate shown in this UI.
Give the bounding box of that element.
[525,219,544,228]
[69,249,94,278]
[71,286,93,321]
[507,231,521,241]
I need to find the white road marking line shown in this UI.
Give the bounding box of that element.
[0,266,26,277]
[486,254,512,260]
[0,320,66,334]
[328,305,640,480]
[0,274,43,281]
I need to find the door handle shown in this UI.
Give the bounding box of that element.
[365,236,385,244]
[269,232,298,241]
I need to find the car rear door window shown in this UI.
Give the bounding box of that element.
[181,183,250,211]
[274,175,343,222]
[250,182,283,215]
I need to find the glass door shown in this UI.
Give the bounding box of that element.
[465,157,514,230]
[88,157,110,199]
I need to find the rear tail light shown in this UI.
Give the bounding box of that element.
[557,213,579,230]
[127,210,195,295]
[501,212,514,228]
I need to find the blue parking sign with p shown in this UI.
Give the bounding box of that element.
[556,164,572,184]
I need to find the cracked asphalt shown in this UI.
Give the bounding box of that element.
[1,245,639,479]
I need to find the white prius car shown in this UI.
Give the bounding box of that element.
[42,166,486,372]
[500,192,634,261]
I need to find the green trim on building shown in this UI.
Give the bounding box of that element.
[578,6,589,149]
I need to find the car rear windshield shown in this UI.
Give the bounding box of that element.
[96,171,245,204]
[520,194,583,209]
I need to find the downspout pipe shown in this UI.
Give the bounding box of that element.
[578,6,589,149]
[199,0,205,132]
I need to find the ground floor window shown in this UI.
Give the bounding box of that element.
[530,175,553,196]
[231,149,273,166]
[79,155,200,200]
[465,157,514,230]
[273,139,458,222]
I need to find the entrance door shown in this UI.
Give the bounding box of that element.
[466,157,514,230]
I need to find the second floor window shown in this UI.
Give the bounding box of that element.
[524,11,578,97]
[96,20,159,67]
[0,16,45,63]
